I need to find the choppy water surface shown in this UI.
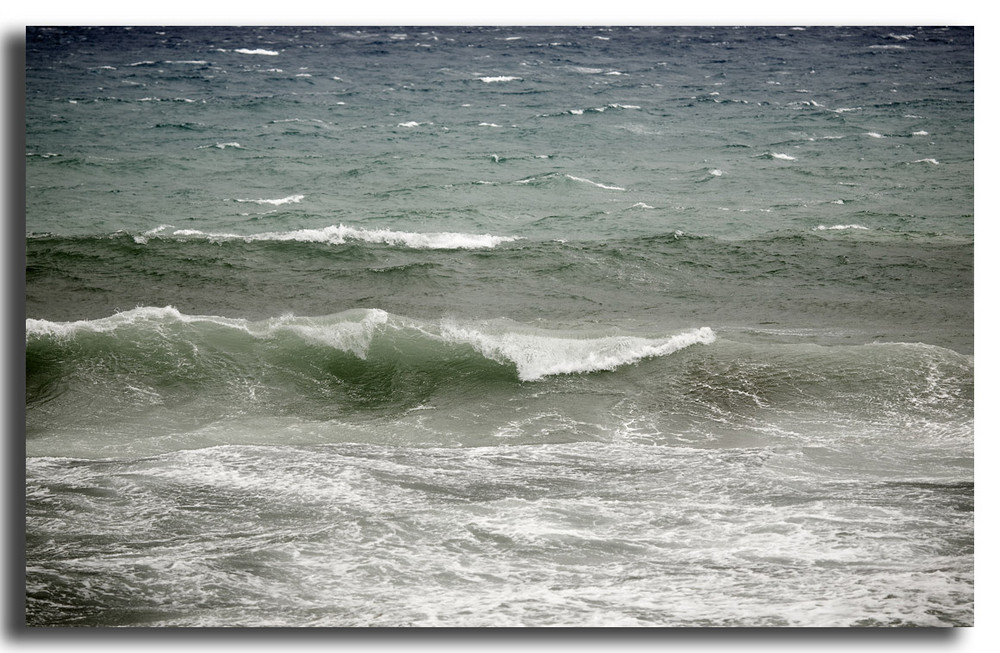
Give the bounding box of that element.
[25,26,973,627]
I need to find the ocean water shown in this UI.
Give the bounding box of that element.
[24,26,973,627]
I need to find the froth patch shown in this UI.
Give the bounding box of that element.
[166,224,518,249]
[441,324,716,381]
[26,306,245,339]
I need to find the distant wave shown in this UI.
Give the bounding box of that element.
[538,104,641,118]
[232,194,305,205]
[515,172,626,191]
[144,224,518,250]
[813,224,870,231]
[234,48,280,56]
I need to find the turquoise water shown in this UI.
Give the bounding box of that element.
[25,26,973,627]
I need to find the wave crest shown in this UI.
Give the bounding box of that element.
[26,307,714,383]
[141,224,518,249]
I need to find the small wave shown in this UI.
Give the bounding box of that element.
[234,48,280,56]
[913,158,940,165]
[160,224,517,250]
[760,152,796,161]
[479,76,521,83]
[197,142,243,150]
[813,224,870,231]
[565,175,626,191]
[232,194,305,206]
[543,104,641,118]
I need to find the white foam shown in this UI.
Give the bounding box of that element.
[235,48,280,56]
[133,224,174,244]
[167,224,517,250]
[770,153,796,161]
[441,325,716,381]
[26,306,247,340]
[270,310,389,358]
[25,307,392,360]
[479,76,521,83]
[913,158,940,165]
[565,175,626,191]
[233,194,304,206]
[865,132,884,138]
[197,142,243,150]
[814,224,870,231]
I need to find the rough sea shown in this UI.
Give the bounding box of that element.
[24,26,974,627]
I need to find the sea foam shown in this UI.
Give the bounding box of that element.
[167,224,518,249]
[440,323,716,381]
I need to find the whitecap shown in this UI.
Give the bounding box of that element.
[440,324,717,381]
[235,48,280,56]
[198,142,243,150]
[232,194,304,206]
[565,174,626,191]
[478,76,522,83]
[167,224,518,250]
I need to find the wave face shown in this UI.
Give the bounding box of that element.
[26,307,721,453]
[25,26,973,627]
[26,306,971,459]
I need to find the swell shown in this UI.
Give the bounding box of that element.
[25,307,973,460]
